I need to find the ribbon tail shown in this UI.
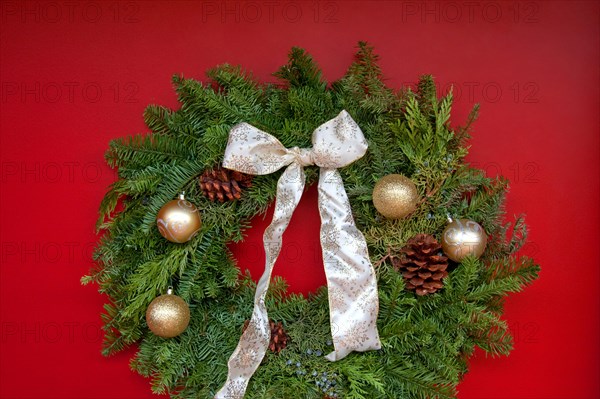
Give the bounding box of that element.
[317,169,382,361]
[215,163,306,399]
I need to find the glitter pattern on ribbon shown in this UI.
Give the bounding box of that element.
[215,110,381,399]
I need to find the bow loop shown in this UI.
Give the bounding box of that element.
[223,123,291,175]
[310,110,369,168]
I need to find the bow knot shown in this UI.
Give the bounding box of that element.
[216,110,381,399]
[289,146,314,166]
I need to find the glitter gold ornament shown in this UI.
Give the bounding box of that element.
[441,217,487,262]
[372,174,419,219]
[156,193,201,243]
[146,288,190,338]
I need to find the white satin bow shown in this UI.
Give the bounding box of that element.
[215,110,381,399]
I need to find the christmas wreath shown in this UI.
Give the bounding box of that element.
[83,43,540,399]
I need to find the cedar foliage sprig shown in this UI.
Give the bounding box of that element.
[83,42,539,399]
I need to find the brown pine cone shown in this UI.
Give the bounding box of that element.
[199,167,253,202]
[242,319,289,354]
[392,233,449,296]
[268,320,289,354]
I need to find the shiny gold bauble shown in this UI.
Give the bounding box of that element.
[441,218,488,262]
[145,289,190,338]
[156,193,201,243]
[372,174,419,219]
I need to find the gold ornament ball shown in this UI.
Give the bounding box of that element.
[146,289,191,338]
[372,174,419,219]
[441,218,488,262]
[156,193,201,243]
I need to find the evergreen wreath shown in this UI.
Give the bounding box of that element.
[83,42,540,399]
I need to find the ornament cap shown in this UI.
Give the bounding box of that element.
[446,213,453,223]
[167,286,174,295]
[178,192,185,200]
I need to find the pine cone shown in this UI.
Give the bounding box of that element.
[199,167,253,202]
[392,234,449,296]
[268,320,289,353]
[242,319,289,354]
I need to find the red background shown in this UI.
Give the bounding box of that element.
[1,1,599,398]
